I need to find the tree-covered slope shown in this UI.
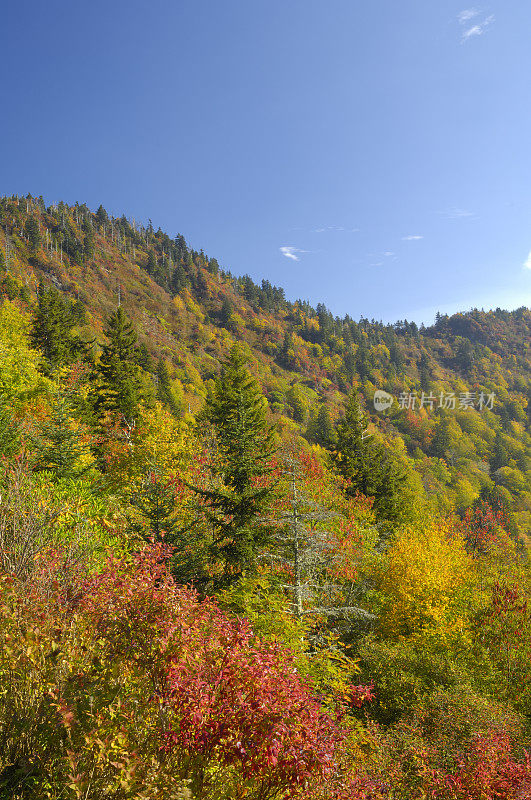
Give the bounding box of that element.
[1,192,530,539]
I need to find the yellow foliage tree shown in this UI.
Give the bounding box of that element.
[376,518,471,639]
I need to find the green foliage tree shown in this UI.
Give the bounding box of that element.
[187,345,276,587]
[490,430,509,472]
[94,307,143,425]
[24,217,41,253]
[31,394,92,481]
[128,467,179,543]
[418,351,431,391]
[307,403,336,448]
[31,284,84,370]
[333,390,407,525]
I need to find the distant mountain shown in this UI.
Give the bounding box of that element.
[1,193,530,538]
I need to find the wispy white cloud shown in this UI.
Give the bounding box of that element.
[402,234,424,241]
[460,13,495,42]
[383,251,395,257]
[313,225,346,233]
[280,246,307,261]
[441,207,475,219]
[524,251,531,270]
[458,8,479,24]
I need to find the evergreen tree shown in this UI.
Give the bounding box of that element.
[389,341,405,374]
[455,337,474,373]
[490,430,508,472]
[279,331,296,369]
[186,346,276,587]
[128,467,179,543]
[355,338,371,381]
[95,205,109,229]
[24,217,41,253]
[170,263,188,293]
[31,394,91,481]
[31,284,82,370]
[418,352,431,392]
[309,403,336,449]
[94,307,143,425]
[136,342,154,372]
[333,391,406,525]
[146,249,157,275]
[316,404,335,448]
[220,297,233,327]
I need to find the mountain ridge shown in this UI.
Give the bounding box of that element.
[1,192,530,538]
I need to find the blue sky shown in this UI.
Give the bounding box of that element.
[2,0,531,324]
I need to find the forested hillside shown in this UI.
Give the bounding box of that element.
[1,192,531,799]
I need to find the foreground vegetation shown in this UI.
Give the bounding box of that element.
[0,194,530,798]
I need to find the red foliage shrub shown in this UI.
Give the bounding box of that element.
[425,730,531,799]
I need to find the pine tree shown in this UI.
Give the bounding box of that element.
[94,307,143,425]
[146,249,157,275]
[333,392,373,495]
[24,217,41,253]
[490,430,508,472]
[31,394,91,481]
[314,404,335,448]
[95,205,109,229]
[170,263,188,294]
[418,352,431,392]
[333,390,406,525]
[220,297,233,327]
[128,467,179,542]
[136,342,154,372]
[31,284,82,370]
[186,345,276,587]
[355,338,371,381]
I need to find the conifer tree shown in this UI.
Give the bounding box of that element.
[170,263,188,293]
[24,217,41,253]
[95,204,109,229]
[128,467,179,543]
[31,284,83,370]
[94,307,143,425]
[146,249,157,275]
[418,351,431,392]
[136,342,154,372]
[315,404,335,448]
[333,390,406,525]
[31,394,91,481]
[186,345,276,587]
[490,430,509,472]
